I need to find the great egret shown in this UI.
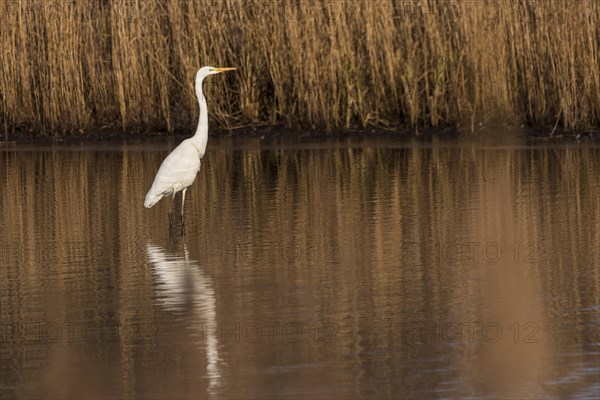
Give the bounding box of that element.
[144,66,237,224]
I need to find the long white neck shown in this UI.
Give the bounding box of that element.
[191,77,209,157]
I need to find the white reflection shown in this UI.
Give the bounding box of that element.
[146,242,221,396]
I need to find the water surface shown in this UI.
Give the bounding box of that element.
[1,136,599,399]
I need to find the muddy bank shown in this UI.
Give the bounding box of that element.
[1,125,598,147]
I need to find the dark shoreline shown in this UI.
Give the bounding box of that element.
[1,125,599,145]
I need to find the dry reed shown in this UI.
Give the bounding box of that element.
[0,0,599,136]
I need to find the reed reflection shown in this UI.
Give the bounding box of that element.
[0,139,598,399]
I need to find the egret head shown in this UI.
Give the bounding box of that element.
[196,66,237,81]
[195,66,237,99]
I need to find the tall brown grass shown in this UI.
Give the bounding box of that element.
[0,0,599,136]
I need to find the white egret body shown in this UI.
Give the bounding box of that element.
[144,66,236,223]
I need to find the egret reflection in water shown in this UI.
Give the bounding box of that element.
[146,241,221,395]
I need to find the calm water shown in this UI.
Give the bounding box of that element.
[1,136,599,399]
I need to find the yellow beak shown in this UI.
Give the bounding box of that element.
[214,67,237,73]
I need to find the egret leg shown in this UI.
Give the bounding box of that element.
[181,188,187,225]
[168,192,175,227]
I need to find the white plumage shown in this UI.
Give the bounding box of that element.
[144,66,237,223]
[144,139,202,208]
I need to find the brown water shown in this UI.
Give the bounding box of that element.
[1,136,599,399]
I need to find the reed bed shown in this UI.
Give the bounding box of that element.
[0,0,599,136]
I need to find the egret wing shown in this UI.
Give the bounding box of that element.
[144,141,201,207]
